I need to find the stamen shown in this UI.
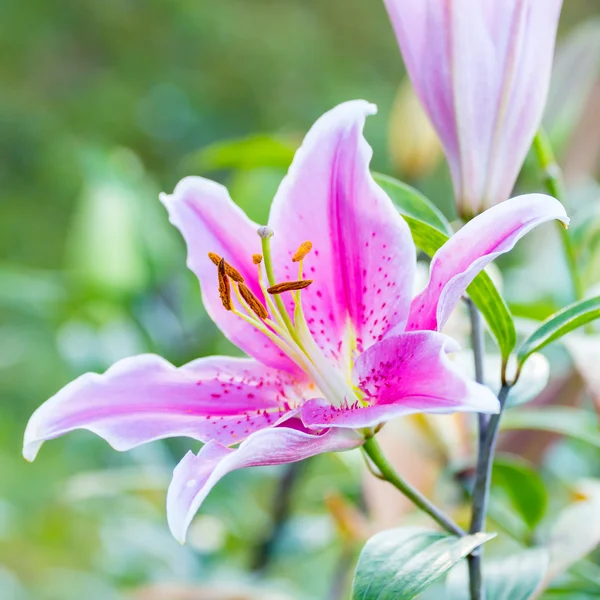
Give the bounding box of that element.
[208,252,244,283]
[252,254,263,265]
[238,283,269,319]
[268,280,313,294]
[292,241,312,262]
[217,258,233,310]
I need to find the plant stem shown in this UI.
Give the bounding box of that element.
[532,129,583,301]
[466,298,488,443]
[251,460,306,571]
[467,383,512,600]
[362,436,466,537]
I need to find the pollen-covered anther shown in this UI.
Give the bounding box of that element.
[252,254,263,265]
[238,283,269,319]
[267,280,313,295]
[208,252,244,283]
[292,241,313,262]
[217,258,233,311]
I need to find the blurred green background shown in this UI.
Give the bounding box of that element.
[2,1,600,599]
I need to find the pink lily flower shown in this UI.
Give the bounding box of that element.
[23,101,567,543]
[383,0,563,217]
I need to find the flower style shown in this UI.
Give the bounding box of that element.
[23,101,568,543]
[383,0,563,217]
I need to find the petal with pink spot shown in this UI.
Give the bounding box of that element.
[301,331,498,429]
[24,354,306,460]
[268,100,415,361]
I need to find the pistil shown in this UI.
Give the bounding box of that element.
[258,227,301,344]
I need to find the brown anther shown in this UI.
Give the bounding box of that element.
[208,252,244,283]
[217,258,233,311]
[292,241,313,262]
[267,280,313,295]
[239,283,269,319]
[252,254,263,265]
[208,251,221,265]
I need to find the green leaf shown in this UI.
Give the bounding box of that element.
[517,296,600,365]
[500,407,600,448]
[352,527,493,600]
[446,549,549,600]
[184,133,297,172]
[396,215,516,359]
[373,173,453,235]
[492,456,548,530]
[466,269,517,361]
[542,589,600,600]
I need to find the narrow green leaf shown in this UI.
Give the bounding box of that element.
[352,527,493,600]
[542,589,600,599]
[492,456,548,530]
[517,296,600,365]
[399,215,517,359]
[467,269,517,361]
[500,407,600,448]
[373,173,453,235]
[446,549,549,600]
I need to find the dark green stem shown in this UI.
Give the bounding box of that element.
[467,384,512,600]
[532,129,583,301]
[362,436,466,537]
[466,298,488,443]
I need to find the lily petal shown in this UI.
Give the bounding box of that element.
[301,331,498,429]
[407,194,569,332]
[167,425,363,543]
[268,100,416,359]
[160,177,299,373]
[23,354,305,461]
[384,0,563,215]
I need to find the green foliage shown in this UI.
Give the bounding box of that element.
[373,172,453,235]
[500,407,600,448]
[352,527,493,600]
[446,549,549,600]
[492,456,548,530]
[517,296,600,365]
[184,134,298,172]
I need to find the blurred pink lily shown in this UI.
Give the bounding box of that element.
[384,0,563,217]
[23,101,567,543]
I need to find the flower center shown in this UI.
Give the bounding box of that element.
[209,227,362,408]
